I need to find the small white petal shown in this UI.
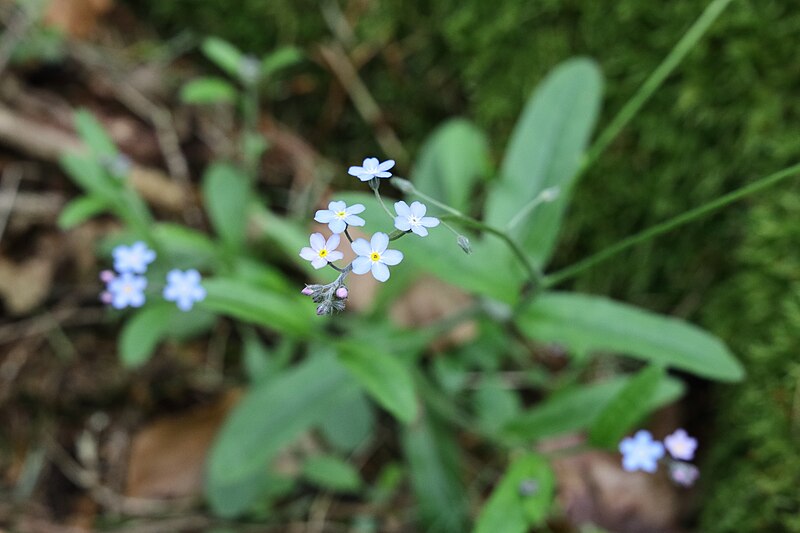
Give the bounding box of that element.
[371,232,389,253]
[380,249,403,265]
[394,217,412,231]
[377,160,395,172]
[351,238,372,257]
[410,201,426,218]
[352,256,371,274]
[411,225,429,237]
[394,201,411,217]
[357,173,373,182]
[300,247,317,260]
[346,203,365,215]
[311,257,328,269]
[329,218,346,234]
[348,166,365,177]
[315,209,335,223]
[345,215,365,227]
[363,157,379,170]
[420,216,440,228]
[375,171,392,178]
[327,251,344,262]
[328,200,346,212]
[326,233,341,250]
[371,262,390,282]
[309,232,325,251]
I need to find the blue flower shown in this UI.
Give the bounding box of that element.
[107,273,147,309]
[300,233,344,269]
[163,269,206,311]
[347,157,395,181]
[113,241,156,274]
[351,232,403,282]
[393,201,440,237]
[314,200,366,234]
[664,428,697,461]
[619,430,665,473]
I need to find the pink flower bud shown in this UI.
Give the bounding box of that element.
[100,291,112,304]
[301,286,314,296]
[335,287,348,299]
[99,270,115,283]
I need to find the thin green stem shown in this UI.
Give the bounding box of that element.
[544,162,800,287]
[582,0,734,172]
[373,188,395,220]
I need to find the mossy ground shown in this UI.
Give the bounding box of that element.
[130,0,800,529]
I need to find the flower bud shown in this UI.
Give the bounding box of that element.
[316,303,329,316]
[669,461,699,487]
[301,286,314,296]
[100,291,112,304]
[391,177,414,193]
[335,287,348,299]
[456,235,472,255]
[518,479,539,496]
[539,186,560,202]
[99,270,115,283]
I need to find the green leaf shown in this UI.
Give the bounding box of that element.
[336,340,417,424]
[152,223,219,269]
[474,453,555,533]
[589,365,664,448]
[74,109,117,158]
[402,414,468,533]
[516,292,744,381]
[119,304,174,367]
[202,163,251,251]
[201,37,244,79]
[200,277,315,336]
[484,58,603,268]
[181,77,237,104]
[242,330,273,382]
[301,455,363,493]
[318,390,375,452]
[58,196,108,229]
[502,375,684,443]
[410,118,490,212]
[473,378,521,436]
[60,153,116,200]
[261,46,303,78]
[205,353,359,517]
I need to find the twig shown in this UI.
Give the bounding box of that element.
[318,42,408,166]
[0,163,23,244]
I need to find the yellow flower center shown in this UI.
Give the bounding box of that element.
[319,249,328,258]
[123,285,133,293]
[370,252,381,262]
[336,210,347,218]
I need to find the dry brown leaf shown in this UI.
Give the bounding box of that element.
[125,390,240,499]
[44,0,114,39]
[0,256,54,315]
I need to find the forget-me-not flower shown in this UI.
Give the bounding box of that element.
[393,201,440,237]
[619,430,665,473]
[163,269,206,311]
[113,241,156,274]
[348,157,395,182]
[107,272,147,309]
[664,428,697,461]
[668,461,699,487]
[300,233,344,269]
[314,201,366,234]
[351,232,403,282]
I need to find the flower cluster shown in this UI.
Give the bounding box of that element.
[100,241,206,312]
[618,428,699,487]
[299,157,440,314]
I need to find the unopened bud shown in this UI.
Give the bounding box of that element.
[100,291,112,304]
[540,186,560,202]
[456,235,472,255]
[316,304,328,316]
[669,461,699,487]
[391,177,414,193]
[335,287,348,299]
[301,286,314,296]
[518,479,539,496]
[99,270,115,283]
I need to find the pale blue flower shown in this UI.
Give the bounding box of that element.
[107,272,147,309]
[619,430,665,473]
[664,428,697,461]
[351,232,403,282]
[163,269,206,311]
[348,157,395,181]
[113,241,156,274]
[668,461,699,487]
[393,201,440,237]
[300,233,344,269]
[314,200,366,234]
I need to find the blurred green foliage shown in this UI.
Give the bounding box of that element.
[129,0,800,527]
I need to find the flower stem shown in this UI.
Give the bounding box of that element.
[373,188,395,220]
[343,227,354,243]
[544,162,800,287]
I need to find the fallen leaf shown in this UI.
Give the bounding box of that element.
[44,0,114,39]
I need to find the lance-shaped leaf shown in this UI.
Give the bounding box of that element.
[484,58,603,268]
[516,292,744,381]
[202,163,251,251]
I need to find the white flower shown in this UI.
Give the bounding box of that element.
[113,241,156,274]
[300,233,344,269]
[348,157,395,181]
[351,232,403,282]
[664,429,697,461]
[394,201,440,237]
[163,269,206,311]
[314,200,366,234]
